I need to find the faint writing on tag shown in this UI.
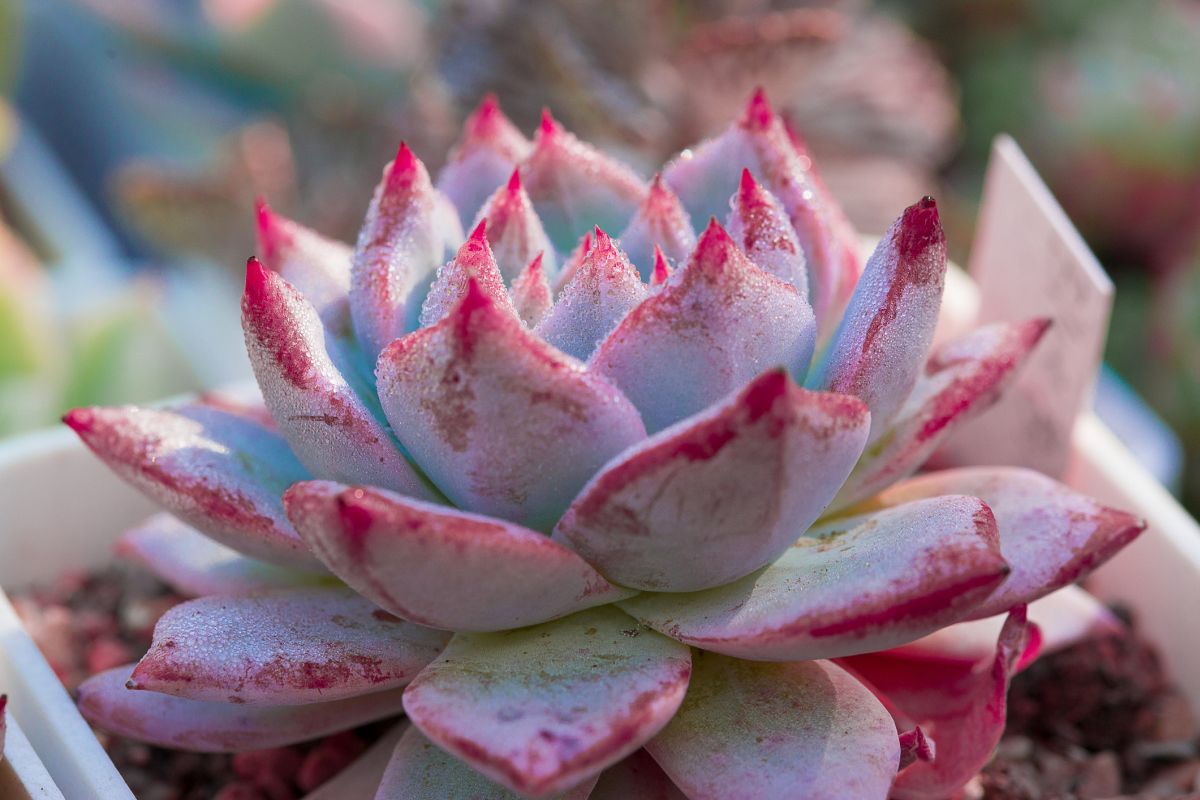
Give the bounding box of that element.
[937,135,1113,478]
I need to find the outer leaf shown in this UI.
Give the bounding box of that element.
[376,725,598,800]
[129,587,449,705]
[845,610,1032,800]
[78,665,407,752]
[471,170,557,283]
[887,585,1121,668]
[242,258,438,500]
[117,513,328,597]
[402,606,692,798]
[302,722,407,800]
[557,369,867,592]
[64,403,316,568]
[590,221,816,433]
[808,197,947,442]
[437,94,532,227]
[521,110,648,251]
[254,198,352,326]
[510,253,553,327]
[831,318,1051,511]
[646,653,899,800]
[419,220,516,327]
[618,174,696,280]
[863,467,1145,619]
[590,750,688,800]
[285,481,635,632]
[350,144,462,358]
[377,279,646,530]
[535,228,648,361]
[619,495,1007,658]
[725,169,807,297]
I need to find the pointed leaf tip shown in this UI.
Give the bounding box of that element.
[899,196,944,261]
[243,256,269,300]
[469,218,488,241]
[387,142,419,188]
[506,168,522,193]
[741,87,775,131]
[63,407,94,434]
[651,245,671,285]
[539,107,560,137]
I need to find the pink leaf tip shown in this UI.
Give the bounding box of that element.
[538,107,562,138]
[693,218,738,269]
[740,87,775,131]
[243,256,271,306]
[897,195,945,263]
[387,142,420,190]
[651,245,671,285]
[63,407,96,435]
[469,218,488,242]
[505,168,522,194]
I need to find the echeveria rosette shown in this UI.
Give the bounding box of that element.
[65,91,1145,800]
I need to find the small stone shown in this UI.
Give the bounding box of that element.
[1076,751,1122,799]
[996,736,1034,761]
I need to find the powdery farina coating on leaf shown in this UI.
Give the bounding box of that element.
[64,89,1147,800]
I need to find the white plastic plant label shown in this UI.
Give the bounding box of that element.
[939,135,1113,478]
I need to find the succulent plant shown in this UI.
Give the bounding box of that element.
[65,90,1144,799]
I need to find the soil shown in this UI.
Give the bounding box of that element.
[10,564,393,800]
[10,569,1200,799]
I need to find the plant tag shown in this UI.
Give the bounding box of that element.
[938,135,1113,478]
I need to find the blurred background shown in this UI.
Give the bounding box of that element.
[0,0,1196,510]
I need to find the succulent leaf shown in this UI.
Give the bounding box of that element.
[419,220,516,327]
[663,89,860,332]
[350,144,463,359]
[254,198,352,328]
[808,197,947,442]
[619,495,1007,659]
[831,318,1051,510]
[557,369,869,592]
[242,258,439,500]
[646,654,899,800]
[128,587,449,705]
[437,94,533,227]
[725,169,808,297]
[378,724,599,799]
[78,665,407,752]
[887,585,1121,668]
[617,174,697,280]
[510,253,554,327]
[590,221,816,433]
[471,170,557,283]
[64,403,316,568]
[522,110,648,251]
[285,481,635,632]
[401,606,692,798]
[377,279,646,530]
[534,228,648,361]
[844,609,1032,800]
[117,513,328,597]
[864,467,1146,619]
